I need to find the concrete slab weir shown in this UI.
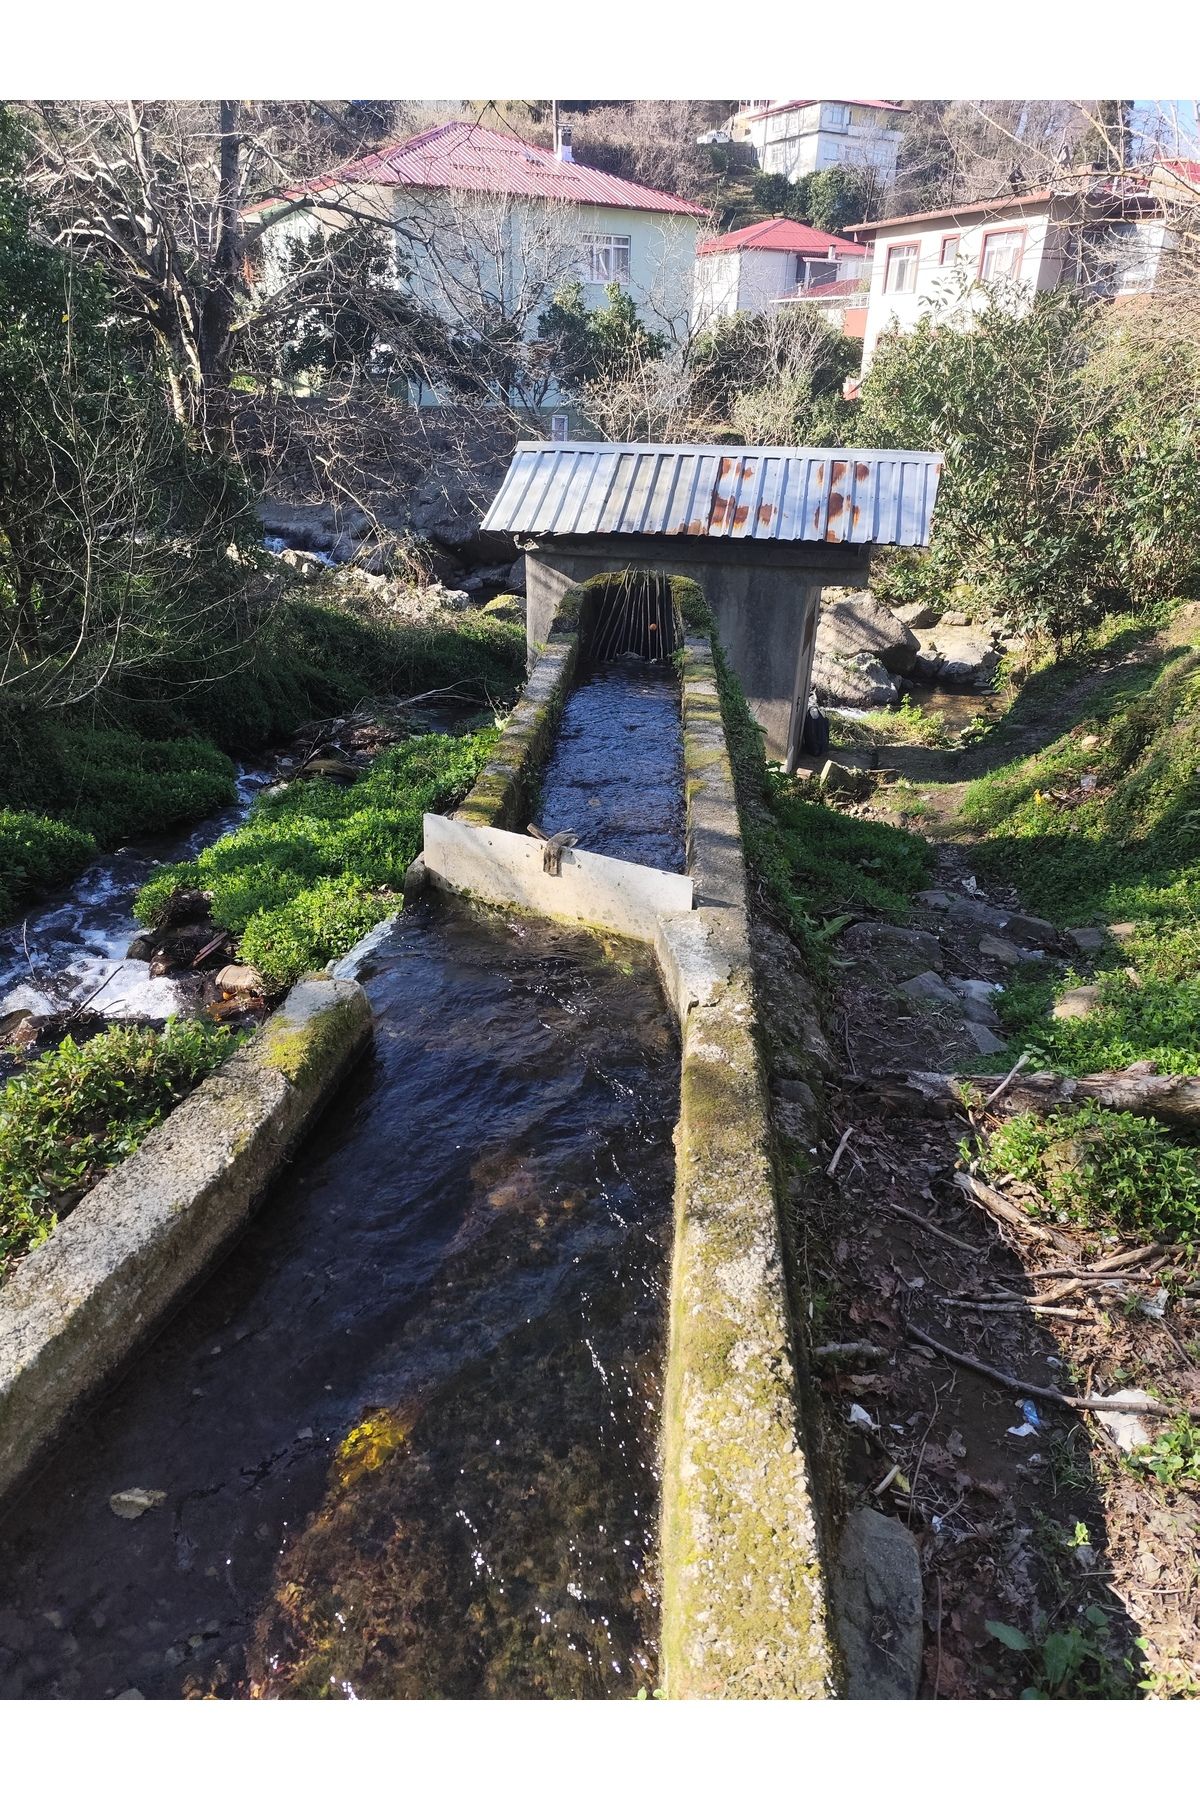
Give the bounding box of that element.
[423,814,693,945]
[0,976,372,1508]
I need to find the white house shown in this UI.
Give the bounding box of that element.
[850,179,1182,367]
[694,217,869,333]
[726,101,906,187]
[241,122,705,403]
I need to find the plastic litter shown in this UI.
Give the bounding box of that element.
[1021,1400,1041,1428]
[1007,1422,1037,1438]
[848,1403,877,1431]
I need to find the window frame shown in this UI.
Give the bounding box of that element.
[581,232,632,285]
[977,225,1027,283]
[825,102,852,132]
[938,232,961,266]
[882,239,920,295]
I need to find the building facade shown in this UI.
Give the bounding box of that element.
[694,217,869,323]
[728,101,906,186]
[242,122,704,404]
[850,180,1181,366]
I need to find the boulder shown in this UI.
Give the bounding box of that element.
[963,1020,1007,1055]
[1066,926,1107,956]
[818,759,871,800]
[893,600,940,629]
[482,592,526,623]
[811,649,899,709]
[842,923,944,980]
[816,593,919,676]
[914,625,1000,691]
[507,554,527,594]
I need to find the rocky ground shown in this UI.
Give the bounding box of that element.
[760,631,1200,1700]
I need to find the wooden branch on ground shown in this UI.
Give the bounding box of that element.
[810,1341,889,1364]
[842,1068,1200,1129]
[906,1322,1200,1421]
[953,1171,1078,1255]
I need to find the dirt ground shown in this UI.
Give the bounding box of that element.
[766,635,1200,1700]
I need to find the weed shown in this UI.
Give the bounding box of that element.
[984,1609,1144,1699]
[136,727,498,991]
[973,1101,1200,1241]
[0,1021,233,1282]
[1125,1417,1200,1488]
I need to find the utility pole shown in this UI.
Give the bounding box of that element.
[552,98,559,155]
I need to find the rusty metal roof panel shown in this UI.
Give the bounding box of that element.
[483,443,943,546]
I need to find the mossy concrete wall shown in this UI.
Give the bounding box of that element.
[656,627,833,1698]
[0,976,372,1508]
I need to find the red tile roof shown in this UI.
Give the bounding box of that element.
[697,218,868,257]
[848,189,1057,235]
[1158,158,1200,186]
[244,121,706,219]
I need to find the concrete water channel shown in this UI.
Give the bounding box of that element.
[0,574,834,1699]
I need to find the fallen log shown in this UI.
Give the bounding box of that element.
[906,1323,1200,1421]
[842,1068,1200,1129]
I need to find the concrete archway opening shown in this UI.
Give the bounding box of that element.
[584,570,681,665]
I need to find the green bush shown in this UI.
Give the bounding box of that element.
[1,725,236,849]
[0,810,96,916]
[0,1021,233,1281]
[136,726,498,991]
[975,1100,1200,1241]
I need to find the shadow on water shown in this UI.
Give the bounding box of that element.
[0,658,685,1700]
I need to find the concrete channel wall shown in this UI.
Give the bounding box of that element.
[0,977,372,1508]
[423,572,834,1698]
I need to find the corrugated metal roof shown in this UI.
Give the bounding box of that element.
[482,443,943,547]
[244,122,705,220]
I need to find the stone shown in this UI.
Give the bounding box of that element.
[914,625,1000,691]
[507,554,527,594]
[963,1020,1007,1055]
[811,648,899,709]
[1108,922,1137,942]
[815,593,919,675]
[1095,1390,1154,1453]
[898,970,958,1006]
[950,977,1002,1004]
[125,932,157,964]
[915,889,953,911]
[941,609,969,627]
[831,1508,923,1700]
[959,994,1002,1029]
[108,1488,166,1520]
[1066,926,1107,956]
[1053,985,1102,1021]
[979,933,1026,967]
[818,759,871,799]
[214,965,264,997]
[842,923,944,980]
[482,592,525,623]
[998,910,1060,950]
[893,600,939,629]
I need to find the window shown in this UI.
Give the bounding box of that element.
[939,233,960,265]
[825,103,851,132]
[980,227,1024,281]
[581,233,631,284]
[883,242,919,293]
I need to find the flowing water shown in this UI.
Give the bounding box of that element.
[0,768,273,1026]
[0,660,684,1701]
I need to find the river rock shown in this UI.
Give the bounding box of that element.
[1053,985,1102,1020]
[482,592,526,623]
[816,593,919,676]
[978,933,1026,967]
[914,625,1000,691]
[963,1020,1007,1055]
[842,923,944,979]
[126,932,157,964]
[108,1488,166,1520]
[811,649,899,709]
[507,554,527,594]
[1066,926,1107,956]
[215,965,265,997]
[831,1508,923,1700]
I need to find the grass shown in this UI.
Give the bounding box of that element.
[829,696,955,749]
[761,768,933,927]
[135,727,499,992]
[0,597,525,927]
[974,1100,1200,1242]
[0,1021,234,1284]
[960,642,1200,1076]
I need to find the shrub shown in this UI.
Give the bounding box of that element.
[0,1021,233,1281]
[0,810,96,916]
[136,726,498,991]
[975,1101,1200,1241]
[1,725,235,849]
